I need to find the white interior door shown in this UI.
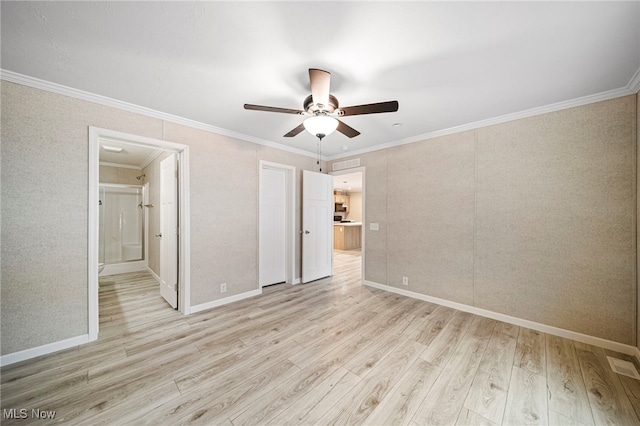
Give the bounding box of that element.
[302,170,333,283]
[160,154,178,308]
[260,167,286,286]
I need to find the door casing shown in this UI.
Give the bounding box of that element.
[88,127,191,341]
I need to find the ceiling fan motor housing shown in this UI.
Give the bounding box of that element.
[304,94,339,115]
[244,68,398,139]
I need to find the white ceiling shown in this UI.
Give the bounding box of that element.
[98,138,161,168]
[333,172,363,193]
[2,2,639,158]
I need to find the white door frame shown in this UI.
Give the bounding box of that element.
[330,167,366,281]
[258,161,296,287]
[88,126,191,342]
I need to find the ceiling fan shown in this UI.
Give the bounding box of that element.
[244,68,399,141]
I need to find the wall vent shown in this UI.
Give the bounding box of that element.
[607,356,640,380]
[332,158,361,171]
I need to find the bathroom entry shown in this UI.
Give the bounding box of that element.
[89,126,191,341]
[95,134,182,302]
[99,184,145,267]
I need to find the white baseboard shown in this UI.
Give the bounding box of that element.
[147,266,161,284]
[292,277,301,285]
[363,280,640,360]
[0,334,89,367]
[190,289,262,314]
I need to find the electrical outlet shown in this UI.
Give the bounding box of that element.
[402,276,409,286]
[220,283,227,293]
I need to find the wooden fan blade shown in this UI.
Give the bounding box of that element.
[339,100,399,117]
[309,68,331,108]
[284,123,306,137]
[244,104,304,115]
[336,120,360,138]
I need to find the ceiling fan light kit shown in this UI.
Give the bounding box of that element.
[244,68,399,142]
[303,114,339,139]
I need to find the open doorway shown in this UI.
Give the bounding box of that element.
[331,168,365,283]
[88,127,191,342]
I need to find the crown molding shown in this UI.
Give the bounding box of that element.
[627,66,640,93]
[3,67,636,164]
[0,69,321,160]
[99,161,142,170]
[140,149,163,170]
[328,84,637,161]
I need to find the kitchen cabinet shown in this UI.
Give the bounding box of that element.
[335,194,347,204]
[334,193,350,204]
[334,224,361,250]
[334,193,350,213]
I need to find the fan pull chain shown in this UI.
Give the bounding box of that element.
[317,138,322,172]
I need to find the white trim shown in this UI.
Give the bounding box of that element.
[143,182,150,272]
[258,161,296,287]
[89,127,192,340]
[190,289,263,314]
[141,149,163,169]
[179,146,192,314]
[99,161,142,170]
[328,86,636,161]
[627,66,640,93]
[88,128,100,341]
[293,278,301,285]
[0,69,319,160]
[0,335,89,367]
[147,266,162,285]
[98,182,143,189]
[4,68,638,162]
[363,280,640,358]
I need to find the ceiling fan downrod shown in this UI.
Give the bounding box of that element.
[243,68,398,141]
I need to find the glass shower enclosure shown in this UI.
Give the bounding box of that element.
[99,184,145,267]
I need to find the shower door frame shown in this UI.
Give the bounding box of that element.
[99,183,147,274]
[88,126,191,342]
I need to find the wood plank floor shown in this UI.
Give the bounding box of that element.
[2,249,640,425]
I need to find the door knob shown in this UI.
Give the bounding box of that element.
[304,230,310,234]
[155,233,162,238]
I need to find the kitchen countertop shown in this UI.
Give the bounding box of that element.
[333,222,362,227]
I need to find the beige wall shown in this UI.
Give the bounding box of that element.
[2,78,636,355]
[99,165,141,185]
[2,81,163,355]
[332,95,637,346]
[346,191,362,222]
[637,93,640,350]
[0,81,322,355]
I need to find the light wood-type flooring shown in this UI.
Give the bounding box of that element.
[2,249,640,425]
